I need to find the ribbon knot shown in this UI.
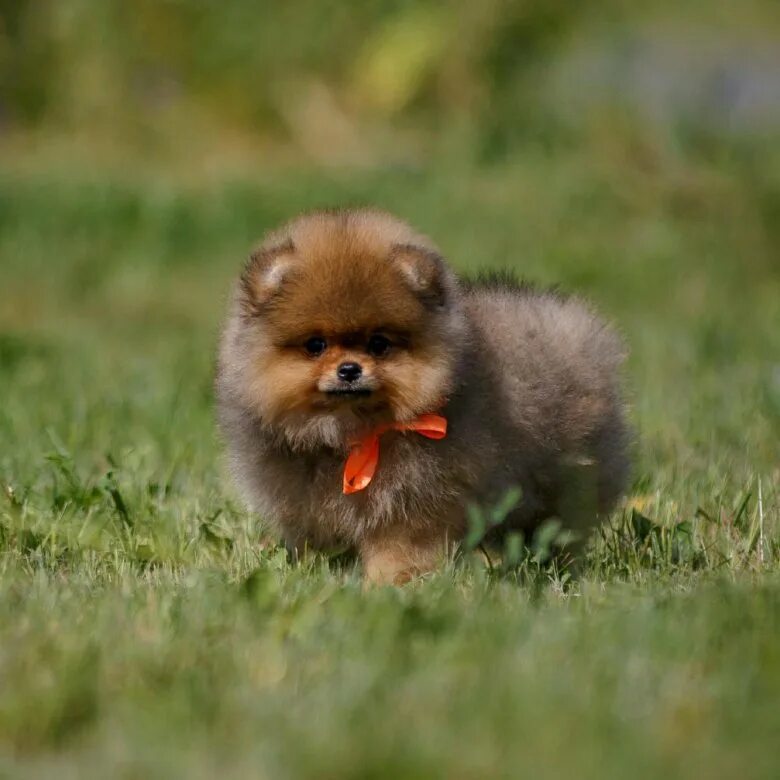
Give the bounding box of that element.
[342,413,447,494]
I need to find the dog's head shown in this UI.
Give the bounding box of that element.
[225,209,465,449]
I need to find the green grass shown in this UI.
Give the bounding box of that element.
[1,138,779,778]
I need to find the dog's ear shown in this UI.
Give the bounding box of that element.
[392,243,448,308]
[240,239,295,315]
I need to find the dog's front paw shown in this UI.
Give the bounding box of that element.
[360,533,446,586]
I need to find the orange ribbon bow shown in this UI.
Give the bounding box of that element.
[342,413,448,494]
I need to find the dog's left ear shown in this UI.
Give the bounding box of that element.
[392,243,448,308]
[240,239,295,315]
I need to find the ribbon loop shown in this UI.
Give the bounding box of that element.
[342,413,447,494]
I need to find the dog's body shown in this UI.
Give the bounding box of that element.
[216,209,629,583]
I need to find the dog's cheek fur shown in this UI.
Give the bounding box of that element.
[379,348,454,420]
[243,346,317,422]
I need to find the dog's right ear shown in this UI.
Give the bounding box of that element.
[239,239,295,315]
[391,243,449,309]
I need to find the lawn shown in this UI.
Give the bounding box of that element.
[1,139,779,778]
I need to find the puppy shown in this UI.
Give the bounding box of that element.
[216,209,629,584]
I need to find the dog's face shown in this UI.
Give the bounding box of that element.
[231,211,464,448]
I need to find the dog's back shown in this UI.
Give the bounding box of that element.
[460,277,630,525]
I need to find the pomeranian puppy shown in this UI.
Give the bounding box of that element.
[216,209,629,584]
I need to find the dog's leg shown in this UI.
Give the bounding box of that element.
[360,530,449,586]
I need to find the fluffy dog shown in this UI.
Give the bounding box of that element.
[216,209,629,583]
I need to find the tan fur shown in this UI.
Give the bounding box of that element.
[361,530,450,586]
[216,209,630,584]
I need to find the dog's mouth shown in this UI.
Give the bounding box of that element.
[324,387,373,398]
[319,378,378,399]
[311,384,389,416]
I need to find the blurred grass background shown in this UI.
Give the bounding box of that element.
[1,1,779,777]
[3,0,780,171]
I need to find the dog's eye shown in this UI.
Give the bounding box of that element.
[367,334,391,357]
[304,336,327,356]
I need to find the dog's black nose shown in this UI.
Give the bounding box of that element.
[337,362,362,383]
